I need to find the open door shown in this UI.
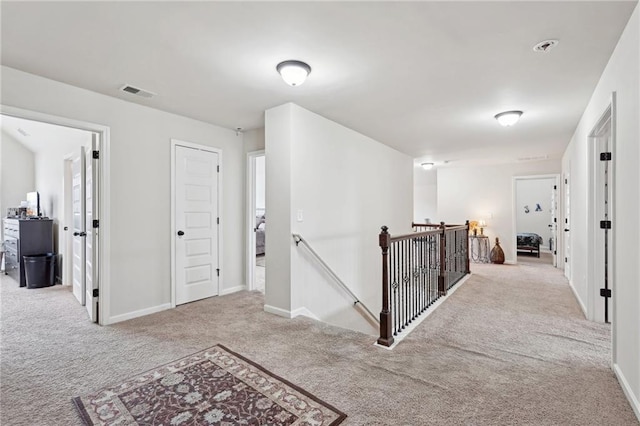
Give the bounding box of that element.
[550,181,558,267]
[72,149,86,305]
[85,134,99,322]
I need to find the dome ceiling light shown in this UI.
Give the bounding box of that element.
[276,60,311,86]
[494,110,523,127]
[421,162,434,170]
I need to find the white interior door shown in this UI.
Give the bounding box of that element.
[550,181,558,267]
[564,174,571,281]
[175,145,219,305]
[85,135,99,321]
[72,149,86,305]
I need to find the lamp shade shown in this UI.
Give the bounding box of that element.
[495,110,523,127]
[276,60,311,86]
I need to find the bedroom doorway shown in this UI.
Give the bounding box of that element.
[513,174,560,267]
[247,151,265,293]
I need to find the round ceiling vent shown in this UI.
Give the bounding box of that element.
[533,39,559,53]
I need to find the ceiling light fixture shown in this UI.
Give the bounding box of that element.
[421,162,434,170]
[494,110,523,127]
[276,60,311,86]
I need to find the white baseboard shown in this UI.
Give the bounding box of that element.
[107,303,172,325]
[568,280,588,319]
[220,285,246,296]
[264,304,293,318]
[614,363,640,422]
[291,306,319,321]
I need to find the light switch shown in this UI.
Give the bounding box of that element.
[296,209,304,222]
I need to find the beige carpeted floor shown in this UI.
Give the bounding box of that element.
[1,259,638,425]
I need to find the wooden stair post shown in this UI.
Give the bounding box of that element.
[377,226,394,347]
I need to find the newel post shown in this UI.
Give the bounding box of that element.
[465,220,471,274]
[377,226,394,347]
[438,221,447,296]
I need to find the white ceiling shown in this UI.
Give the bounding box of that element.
[1,1,637,165]
[1,115,91,155]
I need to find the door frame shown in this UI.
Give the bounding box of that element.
[246,150,265,292]
[170,139,223,308]
[511,174,560,266]
[587,93,616,333]
[1,105,111,325]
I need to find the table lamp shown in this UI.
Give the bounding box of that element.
[479,220,486,236]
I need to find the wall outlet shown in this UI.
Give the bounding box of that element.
[296,209,304,222]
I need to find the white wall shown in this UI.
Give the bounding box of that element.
[515,177,555,248]
[1,66,245,323]
[562,5,639,418]
[0,130,35,238]
[437,160,561,263]
[414,166,437,223]
[266,103,413,334]
[255,155,265,211]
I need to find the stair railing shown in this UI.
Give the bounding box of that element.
[292,234,379,326]
[378,221,470,347]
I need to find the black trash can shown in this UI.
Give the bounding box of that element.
[23,253,56,289]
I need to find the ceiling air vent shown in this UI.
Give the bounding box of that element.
[119,84,156,98]
[533,39,559,53]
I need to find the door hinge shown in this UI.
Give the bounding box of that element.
[93,150,100,159]
[554,218,557,223]
[600,288,612,298]
[565,178,568,184]
[92,288,99,298]
[600,152,612,161]
[565,218,568,224]
[600,220,612,229]
[553,185,557,190]
[565,257,568,263]
[93,219,99,228]
[216,268,220,277]
[554,250,557,255]
[217,165,220,173]
[217,217,220,225]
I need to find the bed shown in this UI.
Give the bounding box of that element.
[517,233,543,257]
[255,213,266,256]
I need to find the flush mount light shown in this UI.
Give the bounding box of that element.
[494,110,523,127]
[276,60,311,86]
[421,162,434,170]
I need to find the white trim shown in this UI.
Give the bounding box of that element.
[375,274,472,350]
[246,150,265,292]
[170,139,223,307]
[613,363,640,422]
[220,285,246,296]
[568,280,588,319]
[511,174,560,267]
[264,304,294,318]
[109,303,172,324]
[0,105,111,326]
[291,307,320,321]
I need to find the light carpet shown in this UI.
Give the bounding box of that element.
[1,259,637,425]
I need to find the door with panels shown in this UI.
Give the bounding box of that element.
[174,144,220,305]
[85,134,99,322]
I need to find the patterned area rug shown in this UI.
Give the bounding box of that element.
[73,345,346,426]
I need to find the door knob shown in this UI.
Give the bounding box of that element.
[73,231,87,237]
[177,230,185,236]
[564,228,570,232]
[64,226,69,231]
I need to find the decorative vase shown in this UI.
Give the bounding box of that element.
[490,237,505,264]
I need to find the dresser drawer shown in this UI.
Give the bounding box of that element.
[4,237,18,252]
[4,226,18,239]
[4,249,19,268]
